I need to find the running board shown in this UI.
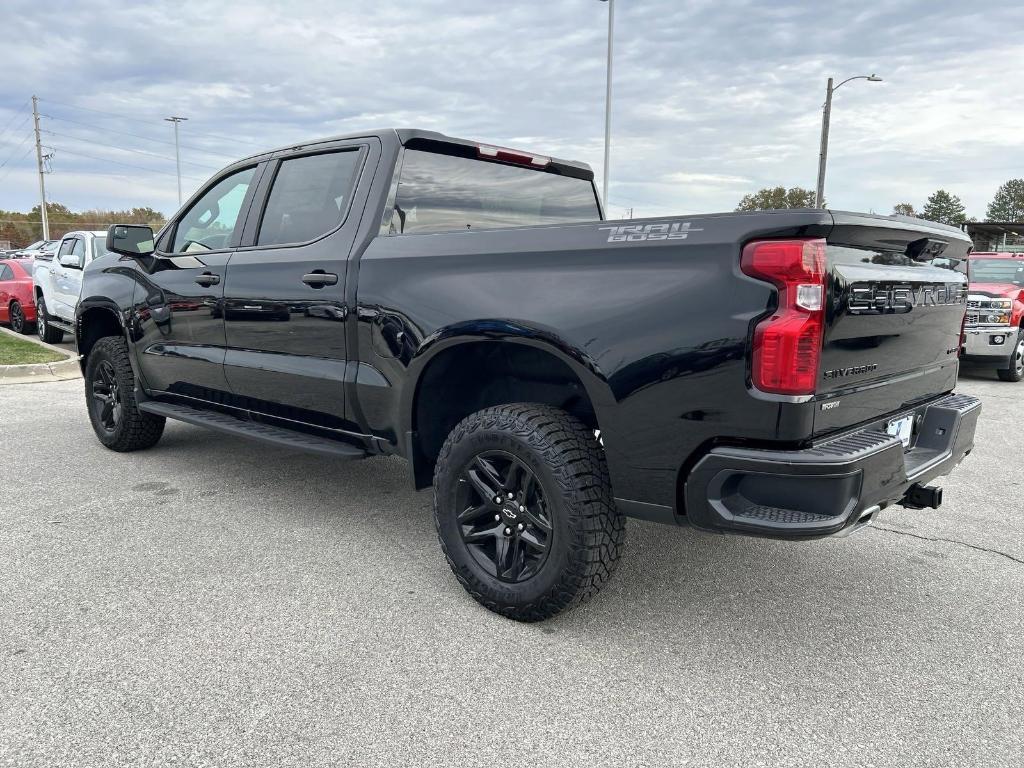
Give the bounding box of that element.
[138,401,367,460]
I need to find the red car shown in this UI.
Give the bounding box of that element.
[0,258,37,335]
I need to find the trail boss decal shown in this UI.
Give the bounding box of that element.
[599,221,703,242]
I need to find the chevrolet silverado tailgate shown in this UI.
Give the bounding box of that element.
[813,213,971,436]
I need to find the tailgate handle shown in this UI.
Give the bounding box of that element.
[906,237,948,262]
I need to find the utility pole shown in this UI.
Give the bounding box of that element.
[165,116,188,206]
[31,95,49,240]
[599,0,615,210]
[814,74,882,208]
[814,78,833,209]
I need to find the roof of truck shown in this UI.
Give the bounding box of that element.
[235,128,594,179]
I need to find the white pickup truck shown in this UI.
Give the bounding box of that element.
[33,230,110,343]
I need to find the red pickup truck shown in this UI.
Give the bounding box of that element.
[961,251,1024,381]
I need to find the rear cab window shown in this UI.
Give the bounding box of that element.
[389,149,600,235]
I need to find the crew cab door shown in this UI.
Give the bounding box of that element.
[132,163,263,399]
[53,236,86,320]
[46,237,75,316]
[220,138,378,429]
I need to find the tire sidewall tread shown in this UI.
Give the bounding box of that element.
[433,403,625,622]
[84,336,165,452]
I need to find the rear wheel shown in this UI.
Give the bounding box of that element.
[85,336,165,451]
[996,330,1024,382]
[9,300,30,334]
[36,296,64,344]
[433,403,625,622]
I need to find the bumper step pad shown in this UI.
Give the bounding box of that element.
[684,392,981,539]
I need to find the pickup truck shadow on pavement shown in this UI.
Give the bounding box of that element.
[142,421,980,638]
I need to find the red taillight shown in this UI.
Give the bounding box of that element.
[477,144,550,167]
[741,238,827,396]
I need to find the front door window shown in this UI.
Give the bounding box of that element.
[172,167,256,254]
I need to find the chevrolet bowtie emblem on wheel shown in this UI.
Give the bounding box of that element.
[598,221,704,242]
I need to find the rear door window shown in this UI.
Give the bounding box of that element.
[391,149,600,234]
[256,150,362,246]
[0,265,11,281]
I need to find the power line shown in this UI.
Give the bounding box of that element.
[38,98,268,149]
[0,101,31,144]
[0,132,35,173]
[41,128,222,170]
[0,145,36,184]
[45,144,207,181]
[40,113,238,159]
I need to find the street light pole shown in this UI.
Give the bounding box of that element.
[600,0,614,210]
[165,116,188,206]
[813,74,882,209]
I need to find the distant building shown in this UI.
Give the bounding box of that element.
[963,222,1024,252]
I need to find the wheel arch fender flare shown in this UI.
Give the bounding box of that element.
[75,298,133,374]
[398,319,617,457]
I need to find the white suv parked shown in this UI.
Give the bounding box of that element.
[33,230,110,343]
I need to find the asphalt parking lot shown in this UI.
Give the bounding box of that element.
[1,372,1021,767]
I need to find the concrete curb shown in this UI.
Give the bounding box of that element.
[0,325,81,384]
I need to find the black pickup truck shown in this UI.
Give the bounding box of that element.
[77,128,980,621]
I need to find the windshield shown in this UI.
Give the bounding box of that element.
[969,258,1024,286]
[90,238,112,260]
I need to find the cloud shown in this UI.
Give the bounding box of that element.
[0,0,1022,221]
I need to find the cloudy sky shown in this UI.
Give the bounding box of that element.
[0,0,1022,223]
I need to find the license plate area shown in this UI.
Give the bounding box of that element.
[886,414,914,448]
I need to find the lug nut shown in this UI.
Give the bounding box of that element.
[519,505,525,512]
[507,492,513,499]
[504,527,512,536]
[494,514,501,521]
[495,496,502,503]
[517,523,524,531]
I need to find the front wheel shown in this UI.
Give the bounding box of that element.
[996,331,1024,382]
[36,296,64,344]
[433,403,625,622]
[85,336,165,451]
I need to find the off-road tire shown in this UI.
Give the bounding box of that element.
[85,336,165,451]
[996,330,1024,382]
[433,403,625,621]
[35,295,64,344]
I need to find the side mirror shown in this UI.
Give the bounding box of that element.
[107,224,155,257]
[58,251,82,269]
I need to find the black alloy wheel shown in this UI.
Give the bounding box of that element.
[84,336,165,451]
[456,450,553,583]
[90,359,123,432]
[433,403,625,622]
[9,301,26,334]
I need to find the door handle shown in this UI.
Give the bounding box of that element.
[195,272,221,287]
[302,272,338,288]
